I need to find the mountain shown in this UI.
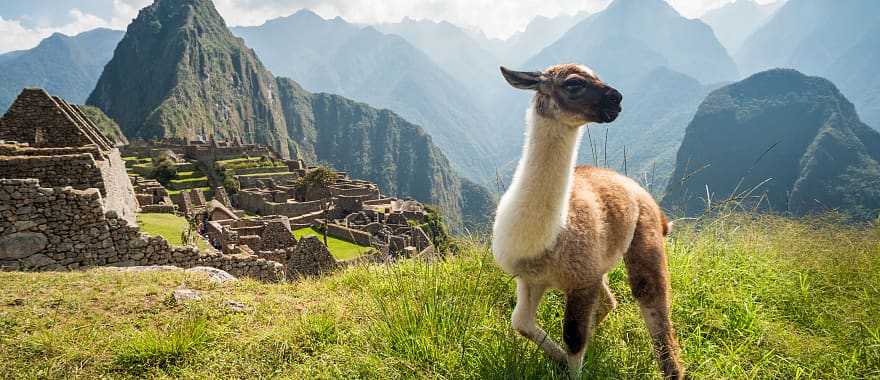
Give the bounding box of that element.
[663,69,880,221]
[375,17,504,107]
[233,11,498,182]
[824,22,880,132]
[87,0,494,229]
[526,0,738,87]
[0,28,123,113]
[486,11,592,66]
[701,0,782,54]
[736,0,880,129]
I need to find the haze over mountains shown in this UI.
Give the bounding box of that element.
[701,0,782,54]
[737,0,880,128]
[233,11,498,182]
[0,28,123,113]
[86,0,493,229]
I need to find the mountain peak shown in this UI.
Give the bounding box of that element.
[606,0,680,17]
[289,8,323,20]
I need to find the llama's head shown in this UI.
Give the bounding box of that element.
[501,63,622,127]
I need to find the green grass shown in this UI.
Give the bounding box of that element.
[294,227,373,261]
[216,157,287,171]
[0,215,877,379]
[235,172,294,178]
[168,177,209,191]
[174,171,202,180]
[137,213,209,251]
[166,187,212,196]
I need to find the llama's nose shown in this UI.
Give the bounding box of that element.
[604,88,623,105]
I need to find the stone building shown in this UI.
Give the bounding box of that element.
[0,88,139,224]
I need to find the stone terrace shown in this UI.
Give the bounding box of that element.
[0,88,138,224]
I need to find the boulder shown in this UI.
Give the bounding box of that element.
[0,232,48,259]
[185,266,237,283]
[172,286,202,303]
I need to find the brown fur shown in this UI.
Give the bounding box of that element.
[518,166,683,379]
[498,64,684,379]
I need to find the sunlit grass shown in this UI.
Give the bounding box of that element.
[137,213,209,251]
[0,214,877,379]
[293,227,373,260]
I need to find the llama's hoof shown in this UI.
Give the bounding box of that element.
[566,353,584,379]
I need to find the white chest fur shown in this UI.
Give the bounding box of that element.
[492,106,584,273]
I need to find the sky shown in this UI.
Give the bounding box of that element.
[0,0,778,53]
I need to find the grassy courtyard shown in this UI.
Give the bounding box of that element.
[293,227,373,261]
[0,215,877,379]
[136,213,209,251]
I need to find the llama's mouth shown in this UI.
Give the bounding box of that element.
[599,107,621,123]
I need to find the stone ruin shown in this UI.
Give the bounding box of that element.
[199,199,346,278]
[0,89,305,282]
[170,188,209,216]
[0,88,138,225]
[229,163,435,258]
[0,178,284,280]
[123,137,280,169]
[131,175,177,214]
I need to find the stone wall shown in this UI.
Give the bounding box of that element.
[185,145,277,163]
[213,186,231,207]
[326,223,373,246]
[0,179,284,282]
[237,173,298,189]
[0,153,106,194]
[286,236,337,279]
[95,149,139,225]
[141,204,176,213]
[0,147,139,225]
[0,143,102,158]
[236,190,325,217]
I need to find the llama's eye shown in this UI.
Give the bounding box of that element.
[563,79,587,94]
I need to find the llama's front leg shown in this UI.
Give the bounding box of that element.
[511,279,567,363]
[563,286,602,379]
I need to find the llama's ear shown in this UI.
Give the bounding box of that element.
[500,66,543,90]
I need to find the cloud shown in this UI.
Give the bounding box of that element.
[0,16,45,53]
[0,0,149,53]
[212,0,612,39]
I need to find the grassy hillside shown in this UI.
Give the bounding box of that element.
[1,215,877,379]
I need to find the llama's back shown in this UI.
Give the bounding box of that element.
[570,165,669,241]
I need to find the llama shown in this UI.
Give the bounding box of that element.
[493,64,684,379]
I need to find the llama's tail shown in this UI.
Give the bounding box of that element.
[660,212,673,237]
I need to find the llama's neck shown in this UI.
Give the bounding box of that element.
[492,105,584,266]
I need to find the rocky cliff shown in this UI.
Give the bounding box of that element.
[663,69,880,221]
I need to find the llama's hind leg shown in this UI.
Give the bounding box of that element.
[563,285,602,379]
[511,279,566,363]
[595,275,617,326]
[624,221,684,380]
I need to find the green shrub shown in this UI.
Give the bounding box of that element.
[112,318,212,375]
[151,150,178,186]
